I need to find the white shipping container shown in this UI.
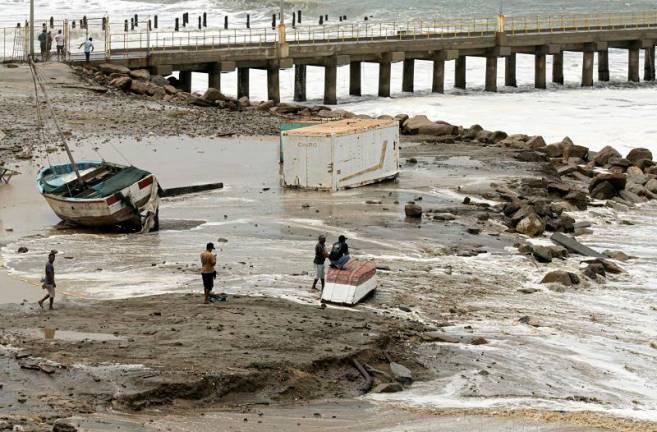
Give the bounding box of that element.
[281,119,400,191]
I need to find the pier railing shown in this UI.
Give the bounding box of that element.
[3,10,657,62]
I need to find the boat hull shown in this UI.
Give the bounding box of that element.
[321,260,377,306]
[43,191,152,227]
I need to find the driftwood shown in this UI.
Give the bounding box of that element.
[551,232,604,258]
[160,182,224,198]
[352,358,373,393]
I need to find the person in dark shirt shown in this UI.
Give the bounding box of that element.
[312,235,329,292]
[329,235,351,269]
[38,250,57,310]
[38,29,48,62]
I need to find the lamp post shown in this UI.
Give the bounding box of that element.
[29,0,34,60]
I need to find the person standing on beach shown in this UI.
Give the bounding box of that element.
[46,31,53,61]
[38,250,57,310]
[312,234,329,293]
[329,235,351,270]
[200,242,217,304]
[37,29,48,62]
[79,37,94,63]
[54,30,65,61]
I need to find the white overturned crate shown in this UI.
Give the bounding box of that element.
[281,119,400,192]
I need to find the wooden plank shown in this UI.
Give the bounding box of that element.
[551,232,604,257]
[160,182,224,198]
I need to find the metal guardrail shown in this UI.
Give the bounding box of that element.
[3,11,657,62]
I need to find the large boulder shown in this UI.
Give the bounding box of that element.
[590,181,618,200]
[98,63,130,75]
[404,202,423,218]
[163,84,179,95]
[129,69,150,81]
[390,362,413,384]
[645,178,657,194]
[202,87,225,102]
[416,123,458,137]
[129,79,150,95]
[541,270,580,286]
[627,148,653,164]
[402,115,434,135]
[564,190,588,210]
[544,143,563,158]
[589,173,626,194]
[516,213,545,237]
[109,76,131,90]
[525,135,546,149]
[593,146,622,166]
[150,74,169,87]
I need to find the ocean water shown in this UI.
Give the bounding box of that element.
[3,0,657,425]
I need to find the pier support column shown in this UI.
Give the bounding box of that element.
[455,56,466,89]
[485,57,497,92]
[349,61,361,96]
[505,54,516,87]
[552,52,564,85]
[208,62,221,92]
[582,51,594,87]
[237,67,250,99]
[432,58,445,93]
[402,59,415,92]
[324,63,337,105]
[598,50,610,81]
[628,47,640,82]
[378,61,391,97]
[294,64,306,102]
[179,70,192,92]
[267,67,280,104]
[644,46,655,81]
[534,53,546,89]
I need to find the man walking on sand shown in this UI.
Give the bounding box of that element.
[79,37,94,63]
[312,234,329,293]
[38,250,57,310]
[54,30,65,61]
[200,242,217,304]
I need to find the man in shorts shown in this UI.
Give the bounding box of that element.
[38,250,57,310]
[54,30,65,61]
[200,242,217,304]
[312,234,329,293]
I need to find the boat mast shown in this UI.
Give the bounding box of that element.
[62,140,83,183]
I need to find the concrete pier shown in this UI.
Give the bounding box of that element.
[629,47,640,82]
[485,57,497,92]
[294,64,306,102]
[598,50,610,81]
[455,56,466,89]
[267,67,280,103]
[378,61,391,97]
[432,57,445,93]
[644,46,655,81]
[582,51,594,87]
[505,54,517,87]
[349,61,361,96]
[534,53,546,89]
[237,67,249,99]
[179,70,192,92]
[552,52,564,84]
[324,62,337,105]
[208,62,221,91]
[402,59,414,92]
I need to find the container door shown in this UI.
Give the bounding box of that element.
[302,136,333,189]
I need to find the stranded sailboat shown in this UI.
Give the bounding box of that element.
[29,62,160,232]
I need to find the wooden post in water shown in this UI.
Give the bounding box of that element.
[644,45,655,81]
[402,59,414,92]
[378,60,392,97]
[267,67,280,104]
[628,46,640,82]
[598,49,609,81]
[552,52,564,84]
[582,51,594,87]
[432,54,445,93]
[237,67,250,99]
[534,53,546,89]
[294,64,306,102]
[179,71,192,92]
[485,56,497,92]
[349,61,361,96]
[455,56,466,89]
[505,54,516,87]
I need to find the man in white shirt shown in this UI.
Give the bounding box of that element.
[78,37,94,63]
[54,30,64,61]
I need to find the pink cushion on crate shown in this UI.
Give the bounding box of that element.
[327,260,377,286]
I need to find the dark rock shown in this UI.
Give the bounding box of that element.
[525,135,546,149]
[564,190,588,210]
[373,382,403,393]
[466,227,481,235]
[516,213,545,237]
[433,213,456,221]
[593,146,622,166]
[202,87,225,102]
[471,337,489,345]
[627,148,653,164]
[404,202,423,218]
[541,270,580,286]
[518,315,541,327]
[514,150,547,163]
[518,287,539,294]
[463,197,471,204]
[603,250,631,261]
[491,130,508,143]
[53,420,78,432]
[589,173,627,193]
[532,245,553,263]
[584,262,606,279]
[109,76,131,90]
[17,247,28,253]
[390,362,413,384]
[590,181,618,200]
